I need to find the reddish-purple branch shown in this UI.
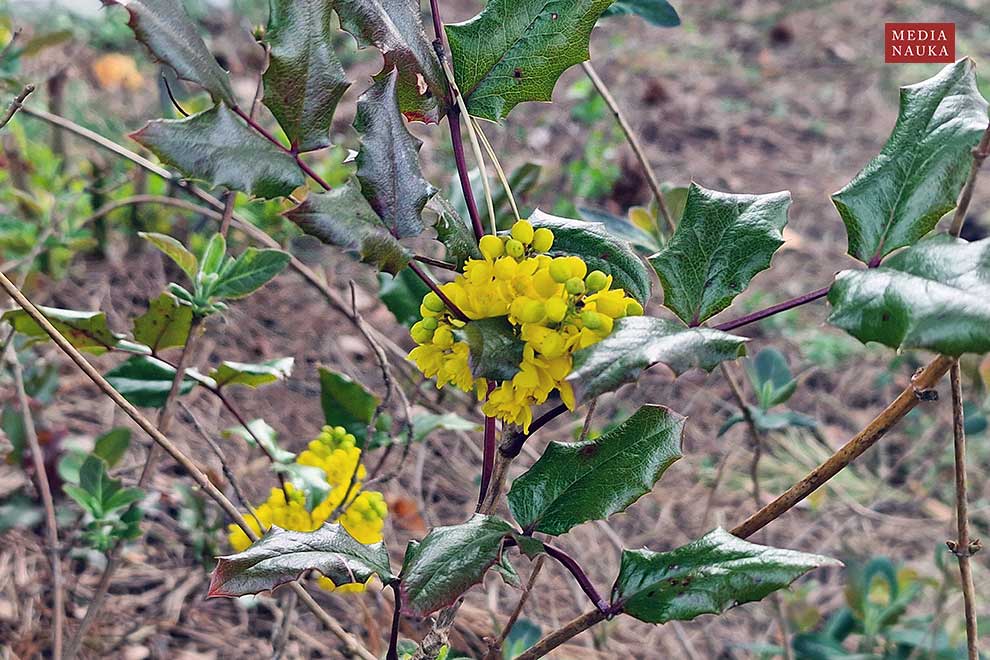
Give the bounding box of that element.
[713,285,830,332]
[478,383,498,509]
[231,105,333,192]
[386,584,402,660]
[542,543,609,614]
[408,261,469,322]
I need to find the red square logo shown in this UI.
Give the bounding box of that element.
[885,23,955,63]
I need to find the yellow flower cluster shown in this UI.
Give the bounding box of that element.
[227,425,388,593]
[408,220,643,431]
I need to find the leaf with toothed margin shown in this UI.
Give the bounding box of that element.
[430,196,482,270]
[335,0,448,123]
[508,405,684,536]
[3,307,122,355]
[400,514,515,617]
[131,105,304,199]
[355,69,437,239]
[832,59,989,264]
[208,523,394,598]
[103,0,236,105]
[461,317,525,381]
[284,181,413,274]
[611,528,841,624]
[445,0,615,121]
[567,317,748,403]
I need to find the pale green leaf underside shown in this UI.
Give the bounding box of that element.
[4,306,121,355]
[209,357,294,389]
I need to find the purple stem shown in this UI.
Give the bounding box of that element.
[408,261,469,322]
[231,105,333,192]
[477,383,498,509]
[543,542,609,614]
[386,583,402,660]
[413,254,458,271]
[712,285,830,332]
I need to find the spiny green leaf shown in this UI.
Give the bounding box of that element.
[602,0,680,26]
[139,232,198,280]
[104,355,202,408]
[612,528,841,624]
[209,523,394,598]
[131,104,304,199]
[568,317,748,403]
[223,418,296,464]
[285,182,413,274]
[318,367,379,443]
[827,234,990,356]
[445,0,614,121]
[354,69,436,239]
[263,0,350,152]
[530,209,652,304]
[461,317,525,381]
[508,405,684,536]
[832,59,989,264]
[209,357,294,389]
[430,196,482,270]
[400,514,515,617]
[104,0,235,105]
[94,428,131,469]
[649,183,791,325]
[213,247,291,299]
[133,293,193,354]
[336,0,447,123]
[3,306,121,355]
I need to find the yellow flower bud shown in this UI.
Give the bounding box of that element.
[545,297,568,323]
[581,310,603,330]
[511,220,535,244]
[532,227,554,253]
[421,316,439,331]
[519,299,545,324]
[506,238,525,259]
[565,277,586,295]
[626,300,644,316]
[433,326,454,348]
[549,257,572,283]
[585,270,608,293]
[423,291,445,313]
[565,256,588,280]
[410,321,434,344]
[479,234,504,260]
[597,314,614,335]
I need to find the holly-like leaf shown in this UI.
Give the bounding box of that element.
[355,69,436,239]
[103,0,235,105]
[3,307,121,355]
[131,104,304,199]
[602,0,680,26]
[223,418,296,464]
[400,514,515,617]
[104,355,202,408]
[285,182,413,274]
[530,209,652,304]
[209,522,394,598]
[832,59,989,264]
[213,247,291,299]
[133,293,193,354]
[318,367,379,442]
[139,232,198,280]
[649,184,791,325]
[827,234,990,356]
[508,405,684,536]
[461,317,525,381]
[567,317,747,403]
[209,357,294,389]
[430,196,482,270]
[612,528,840,623]
[336,0,447,123]
[263,0,350,152]
[445,0,614,121]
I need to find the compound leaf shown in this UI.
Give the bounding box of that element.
[133,293,193,353]
[4,307,121,355]
[209,357,294,389]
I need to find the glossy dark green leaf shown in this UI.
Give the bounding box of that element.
[612,527,840,623]
[746,347,796,409]
[104,0,235,105]
[213,247,291,298]
[209,357,293,389]
[827,235,990,356]
[832,59,989,264]
[318,367,379,442]
[139,232,198,280]
[209,522,394,598]
[3,306,121,355]
[445,0,614,121]
[285,182,413,274]
[105,355,201,408]
[263,0,350,152]
[530,209,652,304]
[133,293,193,353]
[355,69,436,239]
[578,206,661,254]
[94,428,132,469]
[400,514,515,617]
[430,195,481,269]
[568,317,748,403]
[336,0,447,123]
[649,183,791,325]
[223,418,296,464]
[508,405,684,535]
[461,317,525,381]
[131,104,304,199]
[602,0,680,26]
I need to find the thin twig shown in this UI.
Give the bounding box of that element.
[578,399,598,443]
[386,584,402,660]
[491,555,545,656]
[713,286,831,333]
[514,609,607,660]
[0,84,34,130]
[720,362,763,505]
[949,125,990,236]
[219,191,236,238]
[474,121,521,221]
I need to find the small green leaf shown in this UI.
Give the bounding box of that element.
[105,0,236,105]
[131,104,305,199]
[139,232,198,280]
[530,209,652,304]
[273,463,330,509]
[602,0,680,27]
[430,196,482,270]
[502,619,542,659]
[104,355,201,408]
[213,248,291,299]
[199,233,227,277]
[412,413,479,442]
[832,59,989,264]
[318,368,379,443]
[746,347,796,409]
[3,306,121,355]
[400,514,515,617]
[509,405,684,536]
[94,428,131,469]
[209,522,394,598]
[79,455,110,508]
[649,184,791,325]
[285,182,413,274]
[568,317,748,403]
[718,405,818,437]
[223,418,296,464]
[133,293,193,353]
[612,528,841,624]
[379,268,431,327]
[263,0,350,152]
[827,235,990,356]
[355,69,436,240]
[209,357,293,389]
[461,317,525,381]
[445,0,614,121]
